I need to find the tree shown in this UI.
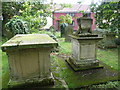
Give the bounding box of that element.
[2,1,72,37]
[90,3,97,13]
[2,2,24,36]
[2,1,52,36]
[92,2,119,34]
[59,14,72,24]
[50,0,72,26]
[14,2,52,33]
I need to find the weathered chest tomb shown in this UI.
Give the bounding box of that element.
[1,34,58,87]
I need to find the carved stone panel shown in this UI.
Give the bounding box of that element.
[7,48,51,80]
[80,44,96,60]
[72,39,79,61]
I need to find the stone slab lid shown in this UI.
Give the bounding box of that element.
[1,34,58,51]
[69,35,103,40]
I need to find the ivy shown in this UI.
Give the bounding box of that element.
[5,18,29,36]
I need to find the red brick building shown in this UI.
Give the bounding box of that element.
[53,4,96,31]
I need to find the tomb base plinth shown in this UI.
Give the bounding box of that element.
[8,73,54,88]
[66,58,103,71]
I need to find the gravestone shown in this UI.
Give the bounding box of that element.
[100,33,117,48]
[1,34,58,88]
[60,23,68,37]
[65,25,73,42]
[66,17,103,71]
[93,29,117,48]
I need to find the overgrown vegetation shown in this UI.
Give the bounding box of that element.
[2,1,51,36]
[90,2,119,34]
[59,14,72,24]
[2,1,72,38]
[5,18,29,38]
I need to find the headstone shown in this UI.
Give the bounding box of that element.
[65,25,73,42]
[1,34,58,88]
[60,23,68,37]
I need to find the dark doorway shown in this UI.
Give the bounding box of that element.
[56,20,60,31]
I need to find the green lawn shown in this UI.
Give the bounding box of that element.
[1,36,119,89]
[1,50,9,89]
[59,38,72,54]
[0,38,9,89]
[98,49,118,70]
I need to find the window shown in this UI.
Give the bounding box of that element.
[87,13,91,17]
[67,13,75,17]
[83,13,91,17]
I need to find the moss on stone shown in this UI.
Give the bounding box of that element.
[51,55,119,88]
[1,34,58,51]
[8,78,54,88]
[66,58,103,71]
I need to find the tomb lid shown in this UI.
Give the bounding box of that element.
[1,34,58,51]
[69,35,103,40]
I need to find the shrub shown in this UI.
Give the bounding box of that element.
[5,18,29,38]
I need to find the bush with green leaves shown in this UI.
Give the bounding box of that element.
[14,2,50,33]
[5,18,29,37]
[90,2,119,34]
[2,1,52,35]
[59,14,72,24]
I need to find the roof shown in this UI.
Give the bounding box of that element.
[54,4,90,13]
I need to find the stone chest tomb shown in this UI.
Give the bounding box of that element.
[67,17,103,71]
[1,34,58,87]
